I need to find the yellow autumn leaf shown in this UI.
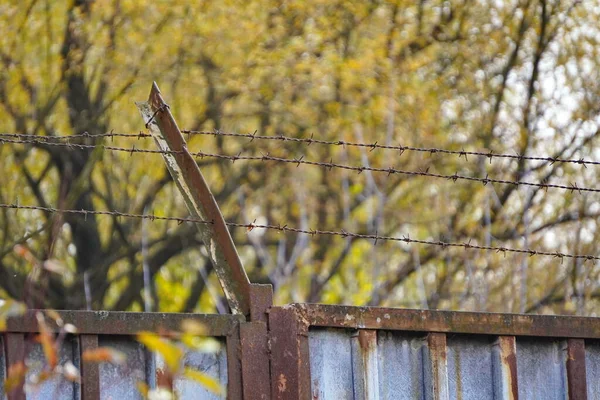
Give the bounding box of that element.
[183,368,225,396]
[137,331,183,372]
[136,381,149,399]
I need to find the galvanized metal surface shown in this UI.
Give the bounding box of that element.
[136,83,252,316]
[305,328,600,400]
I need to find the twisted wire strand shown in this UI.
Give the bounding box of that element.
[1,136,598,193]
[1,203,598,262]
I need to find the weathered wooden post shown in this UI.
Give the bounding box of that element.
[136,82,252,316]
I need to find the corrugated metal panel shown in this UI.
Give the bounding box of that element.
[25,337,80,399]
[174,345,228,399]
[98,337,148,400]
[1,335,227,399]
[516,338,566,400]
[308,328,599,400]
[377,331,425,399]
[446,335,494,400]
[308,329,354,399]
[585,340,600,399]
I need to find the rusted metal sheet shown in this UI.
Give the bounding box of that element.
[79,334,100,400]
[565,339,587,400]
[240,322,270,399]
[249,284,273,324]
[269,306,311,400]
[226,327,243,400]
[5,310,242,336]
[137,83,251,316]
[295,303,600,338]
[425,333,449,400]
[351,330,378,400]
[493,336,519,400]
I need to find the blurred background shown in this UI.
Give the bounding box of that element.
[1,0,600,315]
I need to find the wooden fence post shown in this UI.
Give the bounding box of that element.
[136,82,251,316]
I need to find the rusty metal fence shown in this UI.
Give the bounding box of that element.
[4,302,600,399]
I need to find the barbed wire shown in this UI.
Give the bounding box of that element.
[180,129,599,168]
[0,203,598,262]
[3,130,600,168]
[0,132,151,140]
[194,152,600,194]
[0,203,212,225]
[0,136,174,155]
[1,136,599,193]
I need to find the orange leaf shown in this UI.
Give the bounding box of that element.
[36,312,58,368]
[4,362,26,393]
[82,347,127,365]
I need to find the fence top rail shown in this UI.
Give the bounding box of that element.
[3,310,243,336]
[284,303,600,339]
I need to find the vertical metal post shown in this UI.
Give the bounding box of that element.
[136,83,251,316]
[4,333,26,400]
[79,334,100,400]
[565,339,587,400]
[269,307,311,400]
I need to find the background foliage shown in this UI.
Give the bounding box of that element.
[1,0,600,315]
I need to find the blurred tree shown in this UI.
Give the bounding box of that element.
[1,0,599,315]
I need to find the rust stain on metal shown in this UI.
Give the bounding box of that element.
[565,338,587,400]
[137,83,251,316]
[356,330,378,400]
[427,333,449,400]
[498,336,519,400]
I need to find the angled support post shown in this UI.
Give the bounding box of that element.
[136,82,251,316]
